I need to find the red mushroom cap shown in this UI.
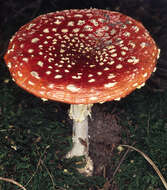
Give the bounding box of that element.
[4,9,159,104]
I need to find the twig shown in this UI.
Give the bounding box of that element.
[35,145,56,190]
[0,177,27,190]
[40,159,56,189]
[24,145,49,187]
[111,142,136,180]
[121,144,167,190]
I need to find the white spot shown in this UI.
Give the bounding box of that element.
[111,53,117,57]
[67,65,72,68]
[114,98,121,101]
[108,73,115,79]
[110,29,116,35]
[61,29,68,33]
[132,83,138,87]
[54,20,62,25]
[20,44,24,48]
[43,41,48,44]
[88,79,95,83]
[115,39,124,45]
[22,57,28,62]
[137,83,145,89]
[132,25,139,32]
[97,72,102,75]
[122,46,129,51]
[104,82,117,88]
[43,28,49,33]
[38,45,43,49]
[18,71,23,77]
[157,49,160,59]
[74,14,83,18]
[7,62,12,69]
[46,71,51,75]
[26,23,36,30]
[99,62,104,66]
[68,21,74,26]
[89,97,98,101]
[84,25,93,31]
[31,71,40,79]
[104,67,109,71]
[88,74,93,77]
[108,60,114,65]
[66,84,80,92]
[90,19,99,26]
[98,18,105,23]
[109,48,116,53]
[144,50,148,55]
[37,61,44,67]
[54,75,62,79]
[116,64,123,69]
[121,51,126,56]
[118,57,123,61]
[77,20,85,25]
[28,49,34,53]
[143,73,148,77]
[140,42,147,48]
[153,67,156,72]
[79,33,85,38]
[129,41,136,48]
[52,39,57,44]
[41,98,48,101]
[46,36,52,39]
[72,76,81,79]
[48,58,54,62]
[55,16,64,19]
[39,52,43,55]
[31,38,39,43]
[73,28,80,33]
[28,81,35,86]
[60,49,65,53]
[52,28,57,32]
[127,56,139,64]
[48,84,54,89]
[123,32,131,37]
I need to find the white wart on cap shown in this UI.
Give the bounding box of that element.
[4,9,159,104]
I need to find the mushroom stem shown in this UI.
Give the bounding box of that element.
[67,104,93,157]
[66,104,93,175]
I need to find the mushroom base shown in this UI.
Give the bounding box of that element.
[66,104,93,175]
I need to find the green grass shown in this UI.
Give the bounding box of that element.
[114,88,167,190]
[0,57,167,190]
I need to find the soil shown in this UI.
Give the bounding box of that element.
[89,104,122,189]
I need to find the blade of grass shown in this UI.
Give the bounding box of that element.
[112,142,136,180]
[0,177,27,190]
[121,144,167,190]
[24,144,50,188]
[35,145,56,190]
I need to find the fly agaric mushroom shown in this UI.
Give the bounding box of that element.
[4,9,159,175]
